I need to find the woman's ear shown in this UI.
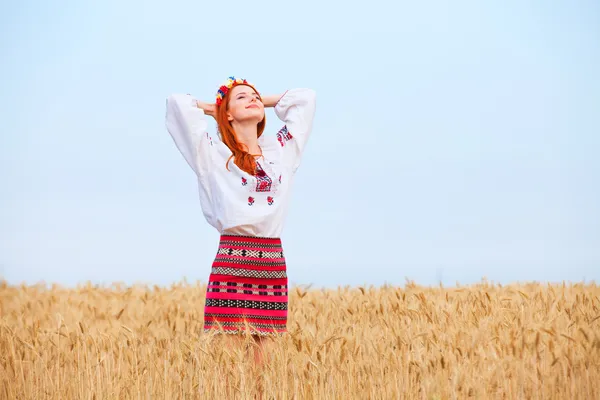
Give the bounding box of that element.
[227,112,234,122]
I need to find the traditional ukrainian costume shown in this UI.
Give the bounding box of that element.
[165,78,316,336]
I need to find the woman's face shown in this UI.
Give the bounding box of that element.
[226,85,265,123]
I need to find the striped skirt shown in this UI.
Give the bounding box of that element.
[203,234,288,336]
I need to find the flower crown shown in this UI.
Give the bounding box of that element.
[215,76,257,106]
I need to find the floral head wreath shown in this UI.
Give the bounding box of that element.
[215,76,257,106]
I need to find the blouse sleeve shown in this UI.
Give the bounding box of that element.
[273,88,317,171]
[165,93,212,176]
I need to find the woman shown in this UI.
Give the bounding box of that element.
[165,77,316,337]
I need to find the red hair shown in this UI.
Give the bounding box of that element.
[216,84,266,176]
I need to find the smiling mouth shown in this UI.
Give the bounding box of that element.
[246,104,260,109]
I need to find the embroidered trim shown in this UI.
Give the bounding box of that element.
[206,287,287,296]
[255,162,272,192]
[205,298,288,310]
[204,312,288,320]
[211,267,287,278]
[217,248,283,259]
[209,282,287,289]
[242,158,280,196]
[219,234,281,240]
[213,257,286,267]
[276,125,293,147]
[218,240,282,249]
[205,321,285,329]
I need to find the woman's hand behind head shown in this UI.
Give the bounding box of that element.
[195,100,217,119]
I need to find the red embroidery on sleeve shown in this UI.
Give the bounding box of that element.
[276,125,293,147]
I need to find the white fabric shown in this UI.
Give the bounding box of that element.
[165,88,317,237]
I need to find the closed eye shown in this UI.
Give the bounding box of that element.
[237,93,261,100]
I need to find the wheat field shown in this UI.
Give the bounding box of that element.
[1,279,599,399]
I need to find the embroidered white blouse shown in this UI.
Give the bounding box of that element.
[165,88,317,238]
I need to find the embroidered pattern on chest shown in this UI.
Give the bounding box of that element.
[276,125,293,147]
[255,162,272,192]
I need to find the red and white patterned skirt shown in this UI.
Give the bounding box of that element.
[203,234,288,336]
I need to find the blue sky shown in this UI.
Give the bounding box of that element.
[1,0,599,287]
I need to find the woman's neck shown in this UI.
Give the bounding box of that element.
[232,121,261,155]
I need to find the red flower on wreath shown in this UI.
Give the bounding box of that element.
[267,196,274,205]
[248,196,255,206]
